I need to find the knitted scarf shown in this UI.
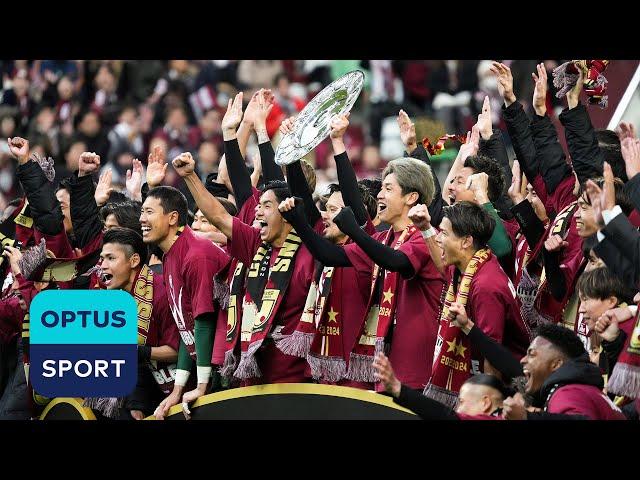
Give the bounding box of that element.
[552,60,610,109]
[233,230,302,380]
[306,264,347,382]
[607,309,640,399]
[345,225,417,383]
[219,260,248,379]
[423,248,492,409]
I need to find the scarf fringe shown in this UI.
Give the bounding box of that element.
[607,362,640,398]
[18,238,47,280]
[213,275,230,310]
[345,352,376,382]
[30,152,56,182]
[218,349,238,379]
[83,397,123,419]
[422,384,459,410]
[553,61,580,99]
[307,353,347,382]
[233,342,262,380]
[274,331,314,358]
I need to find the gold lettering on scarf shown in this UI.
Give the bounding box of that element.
[253,288,279,332]
[249,246,268,278]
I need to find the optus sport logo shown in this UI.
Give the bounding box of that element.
[30,290,138,397]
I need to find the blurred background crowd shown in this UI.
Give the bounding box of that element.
[0,60,587,209]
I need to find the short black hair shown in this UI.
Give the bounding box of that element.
[534,323,586,360]
[359,178,382,200]
[260,180,291,204]
[580,176,634,215]
[465,373,515,399]
[146,186,188,226]
[327,182,378,221]
[577,266,635,304]
[100,201,142,236]
[463,154,505,203]
[596,129,627,183]
[103,227,148,266]
[442,201,496,250]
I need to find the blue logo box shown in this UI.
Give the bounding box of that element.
[30,290,138,398]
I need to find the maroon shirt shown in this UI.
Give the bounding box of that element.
[547,384,626,420]
[163,226,230,357]
[445,254,530,373]
[344,228,445,390]
[142,271,180,351]
[228,217,316,383]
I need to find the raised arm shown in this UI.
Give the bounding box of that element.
[442,126,480,204]
[558,66,605,184]
[530,63,574,195]
[491,62,540,185]
[68,152,105,249]
[408,204,445,274]
[278,198,352,267]
[331,113,370,226]
[508,161,547,249]
[333,207,414,277]
[279,116,321,226]
[9,137,65,237]
[173,152,233,239]
[222,92,254,210]
[398,109,444,227]
[251,89,284,183]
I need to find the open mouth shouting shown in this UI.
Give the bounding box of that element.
[141,225,151,237]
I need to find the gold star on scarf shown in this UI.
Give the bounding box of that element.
[382,288,394,305]
[446,339,458,353]
[455,342,467,358]
[327,307,339,323]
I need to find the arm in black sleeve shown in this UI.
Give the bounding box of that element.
[558,103,604,185]
[258,141,284,183]
[600,212,640,275]
[334,207,414,278]
[280,202,351,267]
[334,151,368,226]
[541,248,567,301]
[530,113,573,194]
[502,102,539,182]
[467,325,524,380]
[286,161,321,226]
[393,384,460,420]
[68,174,104,249]
[624,174,640,213]
[15,161,64,236]
[480,129,514,217]
[407,143,444,227]
[622,400,639,421]
[593,237,640,287]
[510,199,547,249]
[601,329,628,375]
[224,138,253,211]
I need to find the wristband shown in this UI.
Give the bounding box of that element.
[197,366,212,385]
[174,369,191,387]
[421,227,437,239]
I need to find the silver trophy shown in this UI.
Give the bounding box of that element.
[275,70,365,166]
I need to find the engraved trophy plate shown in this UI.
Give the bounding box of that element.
[275,70,365,166]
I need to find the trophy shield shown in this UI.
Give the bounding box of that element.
[274,70,365,166]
